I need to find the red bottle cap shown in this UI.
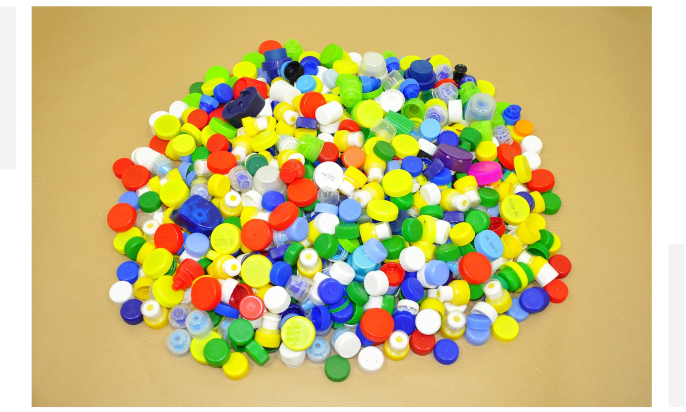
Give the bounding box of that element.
[458,252,491,285]
[339,119,361,132]
[187,109,209,129]
[381,262,405,287]
[209,107,224,121]
[191,276,222,311]
[239,295,265,320]
[359,308,394,343]
[121,165,150,191]
[433,78,458,89]
[229,283,253,309]
[172,259,204,291]
[410,330,436,356]
[497,143,518,170]
[206,134,230,153]
[299,91,326,119]
[241,219,274,251]
[279,159,305,184]
[233,77,268,100]
[511,141,522,155]
[318,142,340,163]
[259,40,282,54]
[113,158,134,179]
[107,203,137,232]
[548,254,572,279]
[544,279,568,303]
[269,201,299,231]
[149,135,169,154]
[341,147,365,169]
[154,223,185,254]
[286,178,318,207]
[207,151,237,174]
[526,169,555,192]
[488,217,506,237]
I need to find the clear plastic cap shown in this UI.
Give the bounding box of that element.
[434,64,454,81]
[424,105,449,127]
[217,317,234,341]
[227,166,253,193]
[370,118,397,143]
[285,274,314,303]
[432,83,459,103]
[464,92,496,123]
[169,303,192,329]
[317,188,340,205]
[493,125,513,145]
[381,70,404,91]
[306,336,331,365]
[186,310,213,340]
[190,176,211,200]
[167,329,191,357]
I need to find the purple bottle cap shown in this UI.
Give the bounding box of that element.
[432,144,473,173]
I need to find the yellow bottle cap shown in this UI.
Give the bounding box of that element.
[232,61,258,79]
[391,134,419,159]
[292,94,304,115]
[367,199,399,222]
[440,322,465,340]
[180,123,202,146]
[210,223,241,255]
[454,175,478,193]
[411,241,435,261]
[202,77,225,95]
[211,197,222,211]
[160,180,189,209]
[313,76,324,93]
[344,166,368,188]
[454,280,471,306]
[306,221,320,246]
[513,155,532,183]
[399,55,421,71]
[251,130,278,152]
[241,254,272,288]
[476,80,496,97]
[381,169,413,197]
[163,207,175,224]
[417,215,437,244]
[419,298,445,318]
[526,213,547,231]
[281,316,316,351]
[425,98,447,111]
[412,191,428,213]
[142,248,173,279]
[449,222,476,246]
[113,227,143,254]
[298,51,320,61]
[136,241,156,265]
[529,191,546,214]
[549,232,561,255]
[276,120,296,136]
[147,176,162,194]
[416,173,428,186]
[207,174,232,198]
[205,249,221,261]
[154,114,181,140]
[497,181,514,203]
[501,234,523,259]
[164,137,180,161]
[151,275,184,308]
[487,289,512,314]
[254,328,281,349]
[383,339,410,361]
[429,54,451,69]
[516,221,541,245]
[529,256,547,277]
[451,123,466,135]
[475,141,498,162]
[181,107,196,123]
[191,331,222,365]
[359,222,373,244]
[499,195,531,225]
[240,206,257,227]
[133,276,153,300]
[491,315,519,342]
[333,59,359,75]
[222,352,250,380]
[144,304,169,329]
[323,93,342,104]
[353,100,385,129]
[502,261,529,292]
[171,134,196,156]
[167,168,183,182]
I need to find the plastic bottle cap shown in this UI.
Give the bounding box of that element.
[222,351,250,381]
[333,331,362,359]
[466,313,492,330]
[325,355,350,382]
[107,203,137,232]
[499,195,531,225]
[491,315,519,343]
[367,199,399,222]
[318,278,344,305]
[109,281,134,306]
[357,346,384,374]
[458,252,491,285]
[433,338,459,365]
[399,246,426,272]
[415,309,442,335]
[281,316,316,351]
[269,201,299,231]
[191,276,222,311]
[402,218,424,242]
[241,254,272,288]
[239,295,265,320]
[241,219,273,251]
[360,308,394,343]
[364,270,390,297]
[548,254,572,279]
[544,279,568,303]
[409,330,435,356]
[382,169,413,198]
[287,178,318,207]
[527,169,555,193]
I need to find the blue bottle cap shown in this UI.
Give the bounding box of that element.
[200,94,219,110]
[419,119,442,141]
[464,326,491,346]
[322,69,339,89]
[516,192,535,212]
[184,233,210,258]
[505,297,530,323]
[437,130,459,147]
[170,195,223,237]
[222,87,265,128]
[120,299,143,325]
[404,271,418,279]
[386,159,401,172]
[330,300,354,323]
[401,277,424,302]
[284,217,309,241]
[270,261,293,287]
[398,78,420,99]
[423,260,449,286]
[401,156,424,177]
[360,76,375,93]
[348,246,379,276]
[119,191,139,210]
[309,305,332,332]
[433,338,459,365]
[264,48,287,62]
[362,238,388,264]
[502,104,522,126]
[420,157,432,168]
[300,56,321,76]
[262,191,285,212]
[306,336,331,362]
[178,162,193,178]
[458,75,477,87]
[270,100,280,111]
[355,322,376,347]
[184,170,196,187]
[213,83,234,104]
[390,209,409,235]
[431,167,453,186]
[328,296,349,312]
[295,115,318,129]
[281,303,305,319]
[338,198,362,223]
[466,313,492,330]
[179,154,193,163]
[385,56,400,72]
[422,159,445,181]
[519,287,550,314]
[268,244,289,261]
[117,261,140,284]
[318,278,344,305]
[392,311,416,336]
[487,205,500,218]
[443,211,465,224]
[214,302,240,319]
[257,67,268,81]
[474,230,505,261]
[314,203,338,216]
[279,312,298,330]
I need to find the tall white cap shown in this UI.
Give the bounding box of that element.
[521,135,542,155]
[471,301,498,325]
[364,270,389,296]
[279,344,306,368]
[270,80,301,106]
[141,299,162,320]
[388,330,409,353]
[333,331,361,359]
[222,258,241,277]
[445,310,466,331]
[483,279,504,300]
[315,101,343,126]
[535,263,559,287]
[357,346,384,374]
[329,261,355,285]
[420,183,441,205]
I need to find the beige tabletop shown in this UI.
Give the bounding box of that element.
[32,7,652,407]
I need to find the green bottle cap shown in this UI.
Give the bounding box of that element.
[478,187,499,208]
[205,65,230,83]
[265,346,279,354]
[346,303,364,325]
[360,128,371,140]
[381,295,396,315]
[207,310,222,328]
[302,199,317,212]
[401,98,426,119]
[457,140,472,152]
[401,218,423,242]
[536,229,555,250]
[541,192,561,215]
[498,266,522,292]
[526,243,551,260]
[385,110,415,135]
[491,111,505,128]
[223,216,242,229]
[230,341,246,353]
[459,127,482,151]
[455,172,469,181]
[325,355,350,382]
[501,169,512,182]
[246,154,268,176]
[419,90,433,103]
[297,135,325,163]
[435,243,460,262]
[197,257,212,272]
[210,117,238,139]
[329,297,351,314]
[164,258,177,276]
[361,87,383,100]
[242,52,265,69]
[336,222,360,239]
[284,39,304,60]
[346,282,370,306]
[389,193,414,210]
[183,93,202,108]
[492,274,510,293]
[465,209,490,234]
[336,73,360,88]
[517,262,535,284]
[332,322,346,330]
[228,319,254,347]
[382,50,397,59]
[373,141,396,161]
[283,242,305,266]
[190,82,204,94]
[469,282,485,300]
[382,236,406,261]
[139,191,161,213]
[495,102,510,115]
[245,340,270,366]
[459,243,476,256]
[314,234,339,259]
[226,76,240,88]
[320,44,344,69]
[339,238,361,253]
[420,205,444,219]
[203,338,231,368]
[304,163,315,180]
[124,236,146,261]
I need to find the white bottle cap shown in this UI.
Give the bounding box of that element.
[279,344,306,368]
[241,190,263,209]
[445,310,466,331]
[396,299,419,315]
[448,99,463,123]
[283,109,299,126]
[317,133,334,143]
[362,295,384,312]
[415,308,442,335]
[263,286,291,313]
[364,270,389,296]
[308,278,325,306]
[359,51,387,78]
[338,180,356,197]
[222,258,241,277]
[224,190,242,208]
[351,190,372,208]
[194,159,211,176]
[220,278,239,304]
[483,279,504,300]
[315,101,344,126]
[434,219,451,245]
[270,80,301,106]
[261,312,281,331]
[417,138,438,156]
[378,89,405,113]
[420,183,441,205]
[444,301,467,314]
[347,131,364,148]
[253,165,287,195]
[142,219,160,239]
[313,213,339,235]
[399,246,426,272]
[178,250,199,263]
[521,151,541,171]
[348,52,363,65]
[313,271,330,284]
[437,285,453,303]
[319,121,340,134]
[357,346,384,374]
[132,147,161,172]
[471,301,498,325]
[329,261,356,285]
[314,162,344,191]
[388,330,409,353]
[141,299,162,320]
[491,256,509,274]
[258,99,273,117]
[535,263,559,287]
[299,248,319,269]
[109,281,134,306]
[516,250,534,265]
[149,111,169,134]
[426,288,439,299]
[374,222,392,241]
[256,210,271,222]
[521,135,542,155]
[232,146,248,164]
[169,101,189,121]
[334,331,361,359]
[367,167,384,184]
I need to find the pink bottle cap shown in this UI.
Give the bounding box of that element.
[468,161,503,185]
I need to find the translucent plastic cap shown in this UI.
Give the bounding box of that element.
[167,329,191,357]
[186,310,213,339]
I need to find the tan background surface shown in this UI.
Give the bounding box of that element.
[32,7,652,407]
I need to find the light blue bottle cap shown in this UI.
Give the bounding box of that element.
[179,154,193,163]
[464,327,490,346]
[184,233,210,258]
[184,170,196,187]
[296,75,317,93]
[119,191,139,210]
[363,238,388,264]
[474,230,504,261]
[505,297,529,323]
[348,246,380,277]
[284,217,309,241]
[178,162,193,179]
[386,160,401,172]
[423,260,449,286]
[167,329,191,356]
[306,336,331,364]
[487,205,500,218]
[315,203,338,215]
[338,198,362,223]
[419,118,441,141]
[322,69,339,90]
[466,313,492,330]
[301,298,315,313]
